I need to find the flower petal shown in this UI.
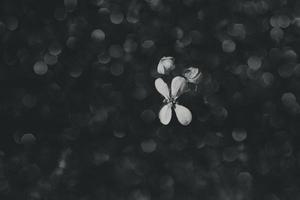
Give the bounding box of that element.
[174,104,192,126]
[171,76,187,98]
[155,78,170,99]
[157,62,166,74]
[159,103,172,125]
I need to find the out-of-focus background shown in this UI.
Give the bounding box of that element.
[1,0,300,199]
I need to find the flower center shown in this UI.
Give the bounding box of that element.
[164,97,177,106]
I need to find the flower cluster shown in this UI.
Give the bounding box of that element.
[155,57,202,126]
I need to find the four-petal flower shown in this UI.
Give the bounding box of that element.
[155,76,192,126]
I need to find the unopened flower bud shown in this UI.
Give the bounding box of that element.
[183,67,202,84]
[157,56,175,75]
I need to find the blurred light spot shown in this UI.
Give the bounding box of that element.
[197,10,204,20]
[238,152,248,162]
[216,132,224,137]
[270,27,284,42]
[130,190,151,200]
[132,87,148,100]
[140,109,156,123]
[231,64,246,75]
[223,147,239,162]
[142,40,155,49]
[109,45,124,58]
[212,106,228,120]
[283,49,298,62]
[43,53,58,65]
[58,159,66,170]
[13,131,22,144]
[261,72,274,87]
[174,40,185,52]
[66,36,78,49]
[69,66,83,78]
[278,15,291,28]
[91,29,105,42]
[237,171,252,186]
[98,53,111,64]
[110,62,124,76]
[64,0,77,12]
[33,61,48,75]
[270,15,280,27]
[126,13,139,23]
[22,94,37,108]
[141,139,157,153]
[5,16,18,31]
[281,92,297,107]
[222,39,236,53]
[181,34,192,47]
[232,128,247,142]
[123,38,138,53]
[294,17,300,28]
[196,139,205,149]
[113,130,126,138]
[21,133,36,145]
[247,56,262,70]
[48,42,62,56]
[171,27,184,39]
[91,109,108,124]
[94,152,110,165]
[124,53,133,62]
[246,68,260,79]
[98,7,110,15]
[270,15,291,28]
[110,11,124,24]
[228,23,246,39]
[91,0,105,6]
[190,30,203,44]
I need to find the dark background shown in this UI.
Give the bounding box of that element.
[1,0,300,199]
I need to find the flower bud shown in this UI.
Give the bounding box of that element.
[183,67,202,84]
[157,56,175,75]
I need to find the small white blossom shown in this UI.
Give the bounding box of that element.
[157,56,175,75]
[155,76,192,126]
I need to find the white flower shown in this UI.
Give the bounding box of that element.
[157,56,175,75]
[155,76,192,126]
[183,67,202,84]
